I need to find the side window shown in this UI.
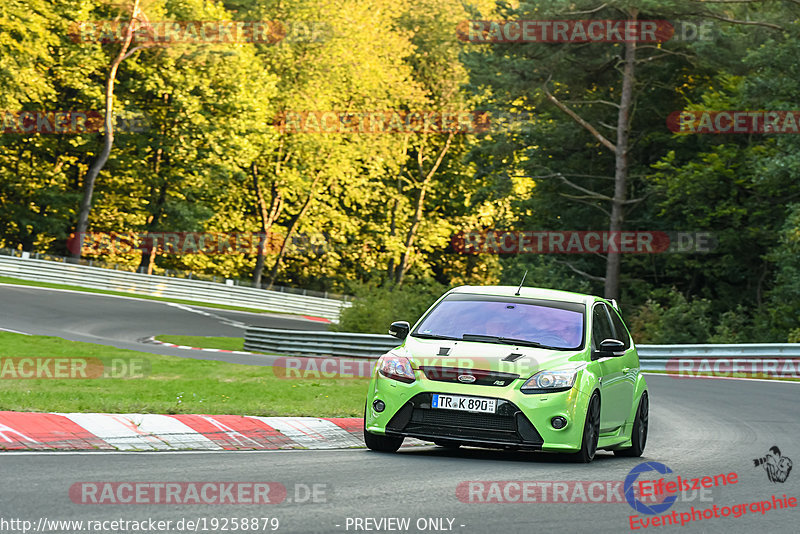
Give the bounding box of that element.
[608,307,631,349]
[591,303,615,349]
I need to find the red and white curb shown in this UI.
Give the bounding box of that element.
[299,315,332,324]
[143,336,259,355]
[0,412,422,452]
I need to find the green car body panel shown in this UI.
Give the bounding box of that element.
[364,285,648,455]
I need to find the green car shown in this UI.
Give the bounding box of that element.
[363,285,648,462]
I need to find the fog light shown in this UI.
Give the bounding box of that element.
[373,400,385,413]
[551,416,567,429]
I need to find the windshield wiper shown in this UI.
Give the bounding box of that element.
[461,333,501,342]
[461,333,563,350]
[410,333,461,340]
[497,337,563,350]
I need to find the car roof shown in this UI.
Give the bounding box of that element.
[447,285,600,306]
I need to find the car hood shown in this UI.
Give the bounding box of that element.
[395,336,586,378]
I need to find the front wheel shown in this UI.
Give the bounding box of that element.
[363,406,404,452]
[614,392,648,457]
[573,392,600,463]
[364,428,404,452]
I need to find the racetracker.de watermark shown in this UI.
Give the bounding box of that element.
[67,232,285,256]
[273,111,490,134]
[457,20,672,43]
[666,358,800,379]
[456,480,715,504]
[70,20,330,44]
[457,20,714,44]
[272,357,374,379]
[0,357,149,379]
[69,482,327,505]
[1,111,147,134]
[667,111,800,134]
[451,231,717,254]
[272,356,546,380]
[68,231,377,257]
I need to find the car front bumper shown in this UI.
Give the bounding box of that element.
[365,372,592,452]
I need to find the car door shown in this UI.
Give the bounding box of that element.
[591,302,627,431]
[607,305,637,425]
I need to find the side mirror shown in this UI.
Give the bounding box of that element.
[388,321,410,340]
[593,338,626,359]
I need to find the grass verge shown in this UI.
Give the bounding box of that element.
[0,332,367,416]
[0,275,295,316]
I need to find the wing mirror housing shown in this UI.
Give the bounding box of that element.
[388,321,410,340]
[593,338,626,359]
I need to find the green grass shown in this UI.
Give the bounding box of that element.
[0,275,298,316]
[155,335,244,351]
[0,332,367,416]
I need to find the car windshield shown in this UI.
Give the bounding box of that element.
[412,294,585,350]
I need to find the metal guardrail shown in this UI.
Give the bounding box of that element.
[244,328,399,357]
[0,248,350,301]
[244,327,800,369]
[636,344,800,371]
[0,255,350,321]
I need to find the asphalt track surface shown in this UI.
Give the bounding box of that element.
[0,283,327,365]
[1,285,799,533]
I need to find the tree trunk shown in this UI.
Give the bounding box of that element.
[265,173,322,289]
[603,13,637,301]
[137,191,166,274]
[395,133,453,286]
[70,0,141,262]
[143,245,156,275]
[386,196,398,277]
[137,146,165,274]
[252,162,283,287]
[387,138,409,279]
[395,182,428,285]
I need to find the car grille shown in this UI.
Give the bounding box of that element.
[420,366,519,387]
[414,409,516,431]
[386,393,543,448]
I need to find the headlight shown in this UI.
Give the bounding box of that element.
[378,354,416,383]
[520,369,577,393]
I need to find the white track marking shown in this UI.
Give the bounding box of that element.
[164,302,247,328]
[0,327,31,335]
[143,336,258,355]
[0,422,38,443]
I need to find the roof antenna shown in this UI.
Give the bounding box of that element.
[514,270,528,296]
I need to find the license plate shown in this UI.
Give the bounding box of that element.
[431,394,496,414]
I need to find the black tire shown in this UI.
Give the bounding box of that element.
[363,406,404,452]
[434,440,461,449]
[614,392,648,457]
[574,392,601,463]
